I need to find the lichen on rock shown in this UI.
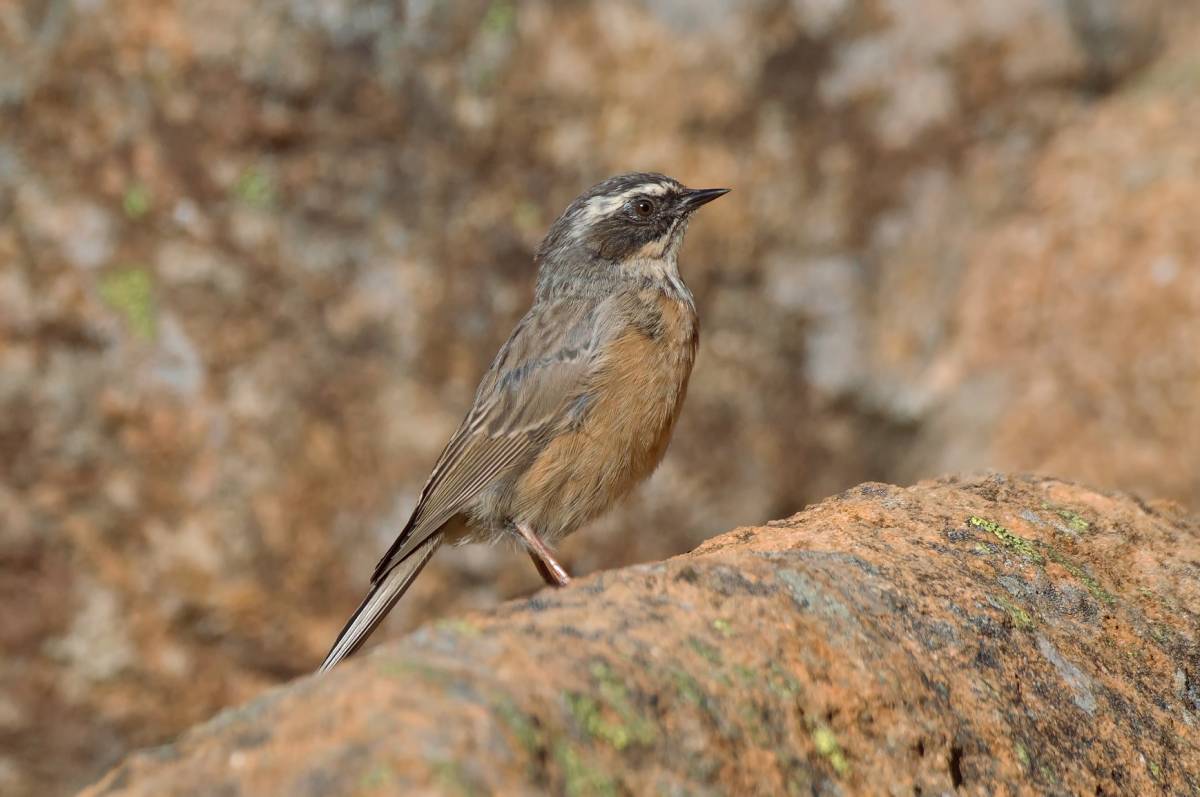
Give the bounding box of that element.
[84,475,1200,797]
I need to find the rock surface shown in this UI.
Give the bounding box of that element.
[84,475,1200,796]
[3,1,1200,793]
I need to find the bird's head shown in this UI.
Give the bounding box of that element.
[534,172,729,296]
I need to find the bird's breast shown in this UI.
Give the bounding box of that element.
[590,291,698,446]
[511,289,698,539]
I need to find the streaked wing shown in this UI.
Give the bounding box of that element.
[370,295,608,583]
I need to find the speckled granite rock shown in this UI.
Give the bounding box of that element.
[2,1,1197,793]
[84,475,1200,796]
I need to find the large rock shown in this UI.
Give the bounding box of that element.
[84,475,1200,796]
[2,1,1197,793]
[875,12,1200,504]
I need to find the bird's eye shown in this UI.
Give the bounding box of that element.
[633,199,654,218]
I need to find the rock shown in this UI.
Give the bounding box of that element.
[4,1,1200,793]
[889,24,1200,505]
[83,475,1200,796]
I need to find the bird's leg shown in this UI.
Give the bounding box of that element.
[514,522,571,587]
[529,554,558,586]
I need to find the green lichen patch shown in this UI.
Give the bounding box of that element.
[811,725,850,776]
[1052,507,1090,533]
[734,664,758,686]
[765,663,803,699]
[1014,742,1030,771]
[432,759,479,796]
[787,774,815,796]
[99,267,157,340]
[554,741,617,797]
[968,517,1043,563]
[565,694,619,747]
[358,763,395,790]
[234,167,275,208]
[493,697,544,757]
[562,662,656,751]
[481,0,516,35]
[688,636,724,666]
[1045,549,1116,606]
[967,516,1114,605]
[374,656,452,686]
[122,183,152,219]
[994,595,1034,630]
[671,669,705,705]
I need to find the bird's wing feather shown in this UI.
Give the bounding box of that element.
[370,295,611,583]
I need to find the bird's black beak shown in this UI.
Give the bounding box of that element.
[681,187,730,210]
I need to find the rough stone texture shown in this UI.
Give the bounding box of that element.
[895,52,1200,503]
[2,1,1199,793]
[83,474,1200,796]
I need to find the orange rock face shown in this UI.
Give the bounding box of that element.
[84,475,1200,796]
[4,2,1200,793]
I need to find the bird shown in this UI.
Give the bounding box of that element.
[319,172,728,672]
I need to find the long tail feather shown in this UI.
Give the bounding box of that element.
[318,532,442,672]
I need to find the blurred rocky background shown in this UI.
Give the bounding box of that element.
[0,0,1197,793]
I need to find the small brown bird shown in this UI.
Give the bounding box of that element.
[319,173,728,671]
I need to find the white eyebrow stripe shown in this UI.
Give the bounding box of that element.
[580,182,675,220]
[637,182,673,197]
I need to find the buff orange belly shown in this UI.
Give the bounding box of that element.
[511,303,697,540]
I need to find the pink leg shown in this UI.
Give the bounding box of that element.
[515,522,571,587]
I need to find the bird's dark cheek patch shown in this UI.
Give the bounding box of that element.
[587,211,674,262]
[590,223,641,261]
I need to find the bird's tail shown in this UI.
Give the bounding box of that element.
[318,532,443,673]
